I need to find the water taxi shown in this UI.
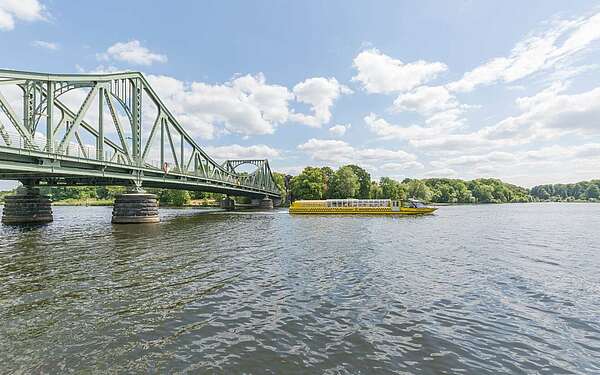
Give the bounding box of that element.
[289,199,437,215]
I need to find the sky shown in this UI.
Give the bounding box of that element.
[1,0,600,188]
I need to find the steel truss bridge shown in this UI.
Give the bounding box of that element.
[0,69,280,199]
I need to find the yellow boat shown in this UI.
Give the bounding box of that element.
[289,198,437,215]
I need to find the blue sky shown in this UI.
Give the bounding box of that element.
[1,0,600,188]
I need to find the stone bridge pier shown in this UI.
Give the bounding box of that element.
[112,192,160,224]
[220,196,236,210]
[2,185,53,225]
[259,196,274,209]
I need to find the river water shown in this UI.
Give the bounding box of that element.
[1,204,599,374]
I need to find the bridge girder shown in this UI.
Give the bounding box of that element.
[0,69,281,199]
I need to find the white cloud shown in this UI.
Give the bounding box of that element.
[365,112,496,153]
[369,77,600,156]
[0,0,46,31]
[63,70,349,139]
[273,165,305,176]
[203,144,281,160]
[423,143,600,185]
[447,11,600,92]
[411,134,492,151]
[364,113,455,143]
[328,123,350,136]
[505,143,600,186]
[484,82,600,142]
[297,139,354,163]
[391,85,468,129]
[76,64,126,74]
[522,143,600,161]
[0,8,15,30]
[431,151,517,169]
[352,48,447,94]
[297,138,418,170]
[147,73,293,139]
[97,40,167,66]
[421,168,458,178]
[31,40,58,50]
[392,85,457,115]
[424,108,467,128]
[289,77,352,127]
[234,74,293,124]
[380,161,425,173]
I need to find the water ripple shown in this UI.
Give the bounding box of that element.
[1,204,600,373]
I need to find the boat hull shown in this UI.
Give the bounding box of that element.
[289,207,437,215]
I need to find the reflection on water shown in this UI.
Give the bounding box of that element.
[1,204,600,373]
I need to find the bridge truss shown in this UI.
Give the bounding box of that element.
[0,69,280,199]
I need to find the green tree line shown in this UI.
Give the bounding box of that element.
[1,168,598,205]
[530,180,600,201]
[287,165,598,203]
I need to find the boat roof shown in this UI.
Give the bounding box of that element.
[326,198,390,201]
[295,199,393,202]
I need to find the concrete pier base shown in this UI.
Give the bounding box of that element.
[259,197,274,209]
[1,186,53,225]
[112,193,159,224]
[220,197,235,210]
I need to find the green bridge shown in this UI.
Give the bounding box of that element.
[0,69,281,224]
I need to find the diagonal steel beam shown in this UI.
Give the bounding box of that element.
[104,90,132,163]
[51,100,124,156]
[0,119,11,146]
[74,131,88,159]
[0,89,36,149]
[164,122,180,170]
[58,85,98,152]
[141,112,162,163]
[185,149,196,173]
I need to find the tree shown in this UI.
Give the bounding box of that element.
[328,166,360,198]
[290,167,325,200]
[320,166,335,198]
[97,186,126,200]
[272,172,286,196]
[157,189,191,206]
[585,184,600,200]
[190,190,206,200]
[406,180,431,201]
[469,181,494,203]
[346,164,371,198]
[379,177,406,200]
[369,181,383,199]
[455,181,474,203]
